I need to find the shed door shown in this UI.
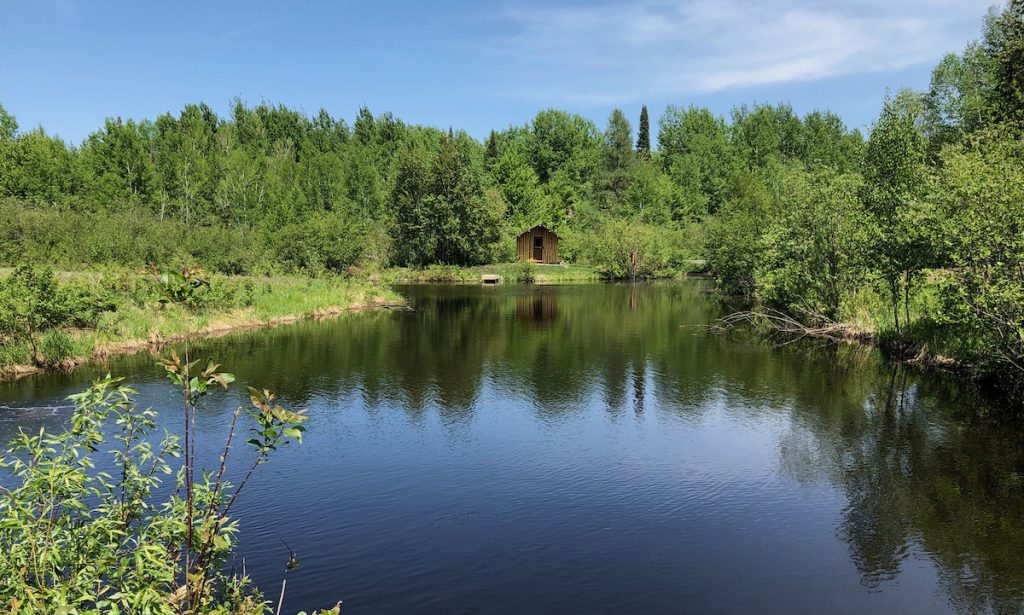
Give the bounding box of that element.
[533,236,544,262]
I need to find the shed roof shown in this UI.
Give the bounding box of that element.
[517,224,560,239]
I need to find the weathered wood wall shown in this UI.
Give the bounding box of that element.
[515,226,559,264]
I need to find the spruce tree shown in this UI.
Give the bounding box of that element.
[636,105,651,158]
[484,130,500,167]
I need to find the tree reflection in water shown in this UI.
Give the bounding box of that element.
[3,282,1023,613]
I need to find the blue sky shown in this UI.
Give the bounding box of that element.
[0,0,996,144]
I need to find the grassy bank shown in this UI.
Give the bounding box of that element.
[379,261,707,284]
[0,269,402,378]
[381,263,601,284]
[1,262,717,380]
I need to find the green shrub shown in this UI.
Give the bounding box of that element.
[0,341,31,368]
[754,166,869,320]
[273,211,366,274]
[512,260,537,283]
[704,173,774,297]
[0,264,72,363]
[0,366,322,613]
[931,125,1024,392]
[579,218,679,279]
[0,200,270,275]
[40,328,74,365]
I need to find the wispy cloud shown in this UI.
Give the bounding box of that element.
[487,0,993,104]
[206,24,264,46]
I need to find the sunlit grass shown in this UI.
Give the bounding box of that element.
[381,263,607,284]
[0,273,402,373]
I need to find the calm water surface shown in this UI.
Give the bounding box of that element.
[2,281,1024,614]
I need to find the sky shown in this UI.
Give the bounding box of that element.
[0,0,998,144]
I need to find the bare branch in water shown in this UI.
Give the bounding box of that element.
[709,308,872,345]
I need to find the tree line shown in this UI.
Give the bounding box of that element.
[0,93,862,277]
[1,1,1023,398]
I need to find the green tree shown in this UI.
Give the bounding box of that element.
[923,45,998,154]
[1,129,78,203]
[297,150,347,214]
[484,129,500,168]
[390,142,433,265]
[214,136,266,225]
[730,102,803,169]
[0,103,17,141]
[636,105,651,158]
[342,144,386,220]
[0,104,17,198]
[426,132,499,264]
[529,109,601,184]
[260,140,303,227]
[602,108,633,200]
[986,0,1024,118]
[173,104,218,224]
[82,118,158,207]
[622,158,678,224]
[307,107,350,154]
[799,110,864,172]
[861,90,931,334]
[932,125,1024,387]
[705,172,774,296]
[658,106,739,214]
[756,166,868,319]
[491,147,549,227]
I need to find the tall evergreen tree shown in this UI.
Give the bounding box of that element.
[636,105,651,158]
[484,130,500,167]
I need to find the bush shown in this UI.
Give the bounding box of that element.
[40,328,74,365]
[512,260,536,283]
[273,211,366,274]
[0,264,105,363]
[579,218,680,279]
[754,166,869,321]
[0,367,325,613]
[0,200,270,275]
[704,173,774,297]
[932,125,1024,391]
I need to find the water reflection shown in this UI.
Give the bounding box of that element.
[1,282,1022,613]
[515,290,559,326]
[777,363,1024,613]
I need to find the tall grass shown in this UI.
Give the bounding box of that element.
[0,270,401,374]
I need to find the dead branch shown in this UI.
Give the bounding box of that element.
[709,308,872,344]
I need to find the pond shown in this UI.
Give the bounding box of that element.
[2,281,1024,614]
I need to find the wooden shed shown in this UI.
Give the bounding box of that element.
[515,225,560,264]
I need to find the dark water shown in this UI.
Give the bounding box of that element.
[3,281,1024,614]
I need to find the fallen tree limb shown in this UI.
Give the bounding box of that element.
[709,308,874,345]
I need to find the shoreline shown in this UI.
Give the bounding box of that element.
[711,307,965,373]
[0,298,407,382]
